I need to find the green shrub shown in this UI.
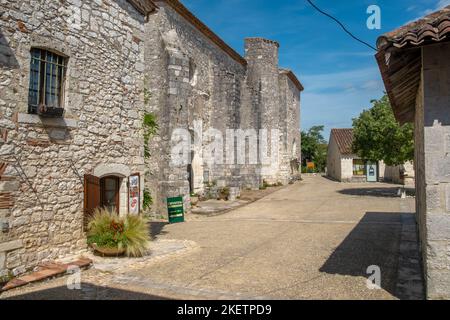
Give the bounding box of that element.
[122,214,150,257]
[87,208,150,257]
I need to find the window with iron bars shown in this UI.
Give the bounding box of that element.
[28,48,67,115]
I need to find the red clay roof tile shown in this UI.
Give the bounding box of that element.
[331,128,354,155]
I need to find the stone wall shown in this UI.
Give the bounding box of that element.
[278,71,301,183]
[419,42,450,299]
[144,2,248,214]
[145,4,302,215]
[382,161,415,185]
[0,0,146,277]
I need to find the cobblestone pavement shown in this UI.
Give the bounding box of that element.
[1,176,424,300]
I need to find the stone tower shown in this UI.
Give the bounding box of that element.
[245,38,282,184]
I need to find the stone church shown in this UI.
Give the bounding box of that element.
[0,0,302,277]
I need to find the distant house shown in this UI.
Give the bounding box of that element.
[327,129,414,183]
[376,5,450,299]
[327,129,379,182]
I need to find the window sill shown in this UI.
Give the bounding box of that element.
[17,113,78,129]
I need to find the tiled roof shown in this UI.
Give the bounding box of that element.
[377,5,450,50]
[331,129,354,155]
[376,5,450,124]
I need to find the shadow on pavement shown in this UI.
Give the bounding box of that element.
[2,283,170,300]
[338,187,402,198]
[319,212,422,299]
[150,221,168,240]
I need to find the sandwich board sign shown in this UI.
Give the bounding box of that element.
[167,196,184,224]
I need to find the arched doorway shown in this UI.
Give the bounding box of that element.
[84,164,133,225]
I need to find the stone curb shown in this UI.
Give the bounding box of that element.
[0,258,92,292]
[395,214,425,300]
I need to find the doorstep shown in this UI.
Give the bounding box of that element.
[1,258,92,292]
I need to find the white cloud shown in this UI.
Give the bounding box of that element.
[300,67,383,93]
[423,0,450,15]
[300,67,385,138]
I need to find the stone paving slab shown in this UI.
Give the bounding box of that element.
[86,239,198,274]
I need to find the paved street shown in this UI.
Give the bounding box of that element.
[1,176,423,300]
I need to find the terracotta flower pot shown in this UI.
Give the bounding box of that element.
[91,243,126,257]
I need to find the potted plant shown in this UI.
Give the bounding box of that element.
[218,187,230,201]
[87,208,150,257]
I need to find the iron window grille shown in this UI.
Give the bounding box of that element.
[28,48,67,117]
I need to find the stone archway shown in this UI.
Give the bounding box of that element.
[93,163,131,179]
[88,164,132,216]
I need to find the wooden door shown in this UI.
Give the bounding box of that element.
[84,174,100,228]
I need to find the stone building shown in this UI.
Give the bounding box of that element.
[144,0,303,214]
[327,129,380,182]
[0,0,302,278]
[376,5,450,299]
[327,128,414,184]
[0,0,154,278]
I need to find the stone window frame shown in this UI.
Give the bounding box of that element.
[19,36,77,127]
[27,47,68,115]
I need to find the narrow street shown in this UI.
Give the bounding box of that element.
[1,176,423,300]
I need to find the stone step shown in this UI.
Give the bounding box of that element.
[1,258,92,292]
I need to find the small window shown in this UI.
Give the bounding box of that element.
[28,48,67,115]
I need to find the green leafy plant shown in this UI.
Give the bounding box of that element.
[143,188,153,211]
[143,113,159,159]
[352,94,414,166]
[301,125,328,173]
[87,208,150,257]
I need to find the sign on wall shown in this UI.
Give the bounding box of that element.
[128,174,140,214]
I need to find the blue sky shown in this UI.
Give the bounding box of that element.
[182,0,449,139]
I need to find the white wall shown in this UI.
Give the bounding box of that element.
[326,135,341,180]
[341,156,354,182]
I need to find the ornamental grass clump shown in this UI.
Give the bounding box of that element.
[87,208,150,257]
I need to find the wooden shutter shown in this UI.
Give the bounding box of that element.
[84,174,100,228]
